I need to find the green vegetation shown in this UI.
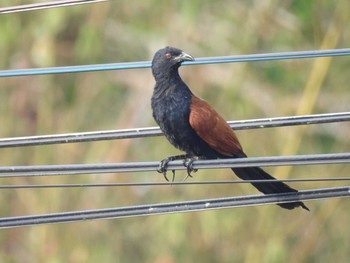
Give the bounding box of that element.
[0,1,349,262]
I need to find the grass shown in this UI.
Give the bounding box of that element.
[0,1,349,262]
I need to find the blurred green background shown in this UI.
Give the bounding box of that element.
[0,1,350,262]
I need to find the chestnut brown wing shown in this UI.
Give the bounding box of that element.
[189,96,244,157]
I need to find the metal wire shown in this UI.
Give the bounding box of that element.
[0,112,349,148]
[1,48,350,77]
[1,177,350,189]
[0,0,109,14]
[0,38,348,224]
[0,186,349,228]
[0,7,347,226]
[0,152,349,178]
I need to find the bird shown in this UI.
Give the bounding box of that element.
[151,46,309,211]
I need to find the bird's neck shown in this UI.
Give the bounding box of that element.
[153,67,181,83]
[153,69,192,98]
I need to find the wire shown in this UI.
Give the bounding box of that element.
[0,11,346,227]
[0,112,349,148]
[0,0,109,14]
[1,177,350,189]
[0,186,349,228]
[1,48,350,77]
[0,152,349,178]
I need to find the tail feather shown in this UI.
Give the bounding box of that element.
[232,167,309,211]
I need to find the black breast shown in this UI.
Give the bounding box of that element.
[151,83,220,158]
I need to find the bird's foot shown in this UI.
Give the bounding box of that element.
[182,156,199,181]
[157,157,175,182]
[157,154,189,182]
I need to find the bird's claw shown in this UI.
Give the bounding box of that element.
[157,157,176,182]
[183,157,198,179]
[157,154,196,182]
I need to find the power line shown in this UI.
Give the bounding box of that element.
[1,177,350,189]
[0,7,348,227]
[0,0,109,14]
[1,48,350,77]
[0,186,349,228]
[0,152,349,178]
[0,112,349,148]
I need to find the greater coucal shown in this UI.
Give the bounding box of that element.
[151,46,308,210]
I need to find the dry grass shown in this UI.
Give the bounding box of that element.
[0,1,349,262]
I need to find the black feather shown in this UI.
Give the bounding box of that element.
[151,46,309,211]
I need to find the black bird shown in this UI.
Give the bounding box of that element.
[151,46,308,210]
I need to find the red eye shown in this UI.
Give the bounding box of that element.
[165,53,172,59]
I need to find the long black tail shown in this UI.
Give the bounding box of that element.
[232,167,309,210]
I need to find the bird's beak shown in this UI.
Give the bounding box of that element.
[175,51,195,62]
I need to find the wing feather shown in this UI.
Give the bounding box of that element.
[189,96,243,157]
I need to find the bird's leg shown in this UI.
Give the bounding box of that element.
[183,156,200,180]
[158,154,190,181]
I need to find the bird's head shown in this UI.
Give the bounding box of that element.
[152,46,194,78]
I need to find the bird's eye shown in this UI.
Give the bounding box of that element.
[165,53,172,59]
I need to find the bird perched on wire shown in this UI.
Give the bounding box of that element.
[151,46,309,211]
